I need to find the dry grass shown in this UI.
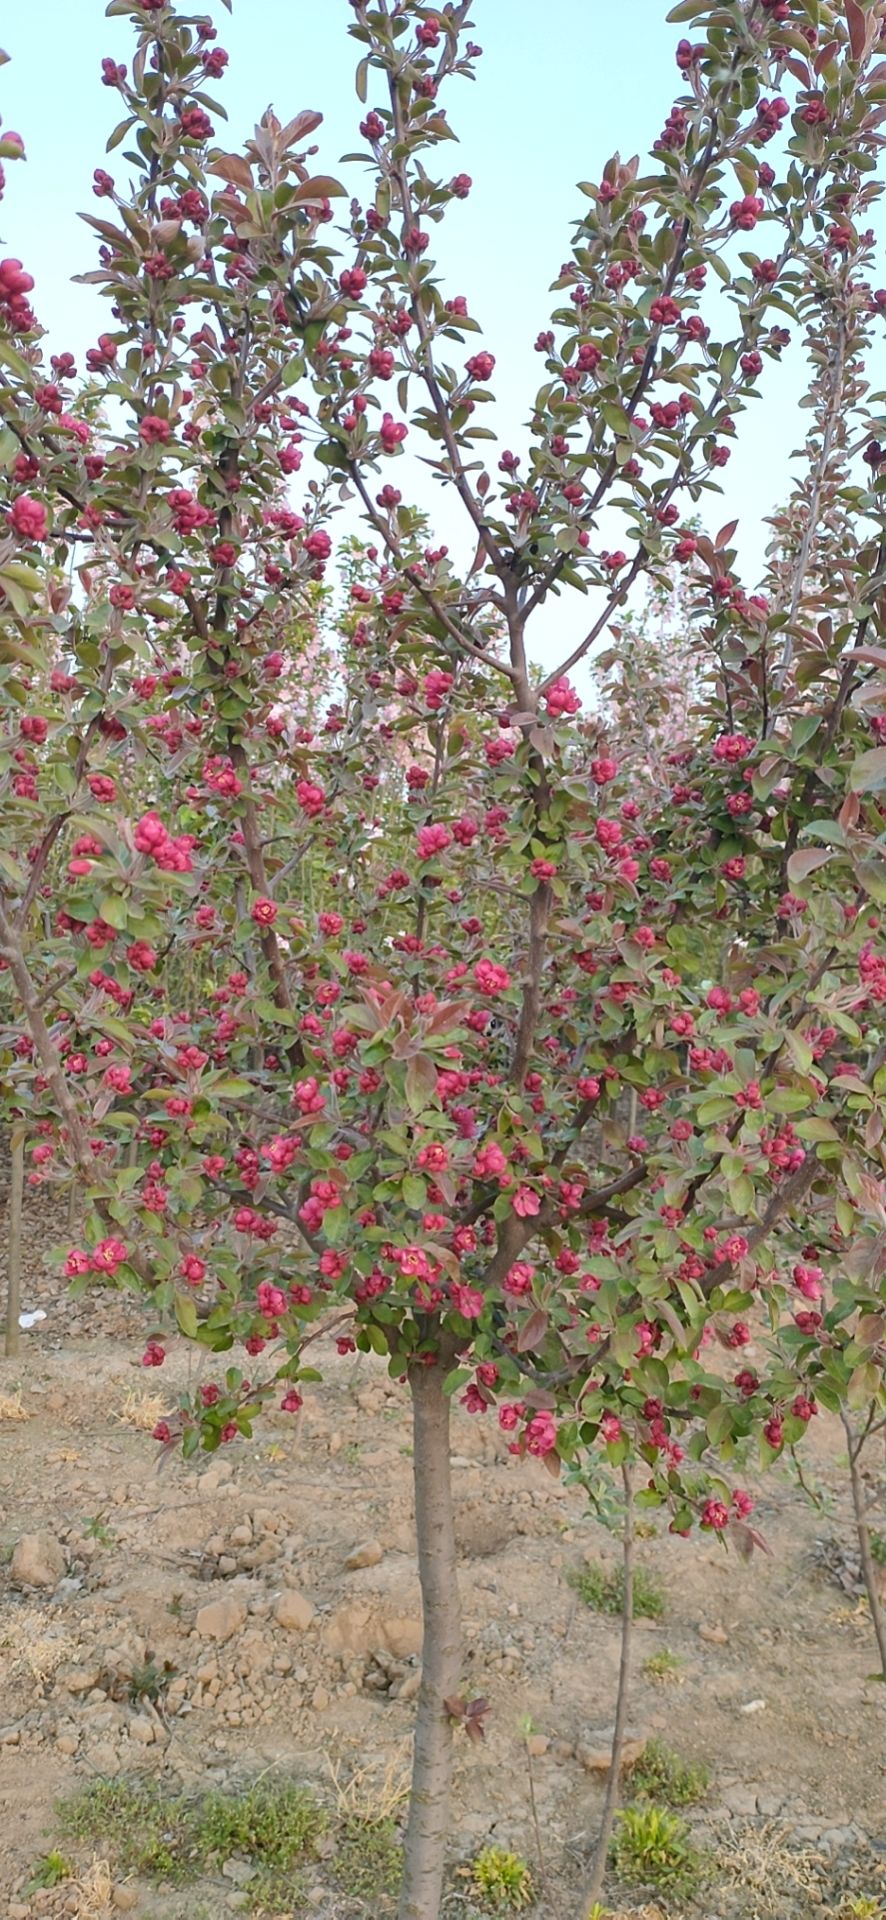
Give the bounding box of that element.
[0,1604,79,1684]
[0,1389,29,1422]
[717,1821,827,1917]
[71,1857,115,1920]
[326,1743,411,1823]
[30,1856,115,1920]
[114,1387,167,1432]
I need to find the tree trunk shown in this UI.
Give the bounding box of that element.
[579,1463,635,1917]
[842,1409,886,1681]
[399,1354,461,1920]
[4,1128,24,1359]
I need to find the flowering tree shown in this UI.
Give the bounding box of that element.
[3,3,886,1917]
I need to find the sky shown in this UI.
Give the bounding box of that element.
[0,0,852,683]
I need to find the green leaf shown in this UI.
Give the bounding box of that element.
[444,1367,473,1396]
[322,1205,349,1244]
[856,857,886,904]
[850,745,886,793]
[402,1173,428,1211]
[848,1361,880,1410]
[106,115,136,153]
[836,1195,856,1237]
[727,1174,755,1216]
[175,1293,199,1339]
[706,1402,736,1446]
[0,337,30,380]
[795,1116,840,1143]
[98,893,128,931]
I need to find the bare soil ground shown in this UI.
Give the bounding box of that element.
[1,1177,885,1920]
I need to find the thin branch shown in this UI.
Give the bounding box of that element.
[384,58,511,583]
[348,464,516,680]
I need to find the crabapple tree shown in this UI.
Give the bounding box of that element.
[2,3,886,1917]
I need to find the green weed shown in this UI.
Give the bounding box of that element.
[568,1562,665,1620]
[630,1737,709,1807]
[333,1813,402,1903]
[611,1803,704,1896]
[642,1648,683,1683]
[26,1851,72,1892]
[471,1845,534,1910]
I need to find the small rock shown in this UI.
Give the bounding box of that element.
[390,1668,421,1703]
[222,1859,257,1886]
[739,1698,767,1714]
[698,1621,729,1646]
[719,1783,761,1816]
[383,1612,422,1659]
[576,1735,647,1773]
[85,1739,121,1775]
[112,1889,139,1912]
[56,1663,102,1696]
[196,1597,247,1643]
[344,1539,384,1571]
[311,1685,330,1711]
[56,1734,79,1757]
[526,1734,549,1758]
[9,1904,30,1919]
[274,1590,315,1633]
[11,1530,66,1589]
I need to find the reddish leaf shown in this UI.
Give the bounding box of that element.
[291,175,347,202]
[838,790,860,830]
[516,1308,550,1353]
[207,151,254,191]
[279,110,324,146]
[405,1053,438,1113]
[814,38,840,72]
[846,0,866,60]
[785,847,834,883]
[444,1695,492,1743]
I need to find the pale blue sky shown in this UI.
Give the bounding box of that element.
[0,1,843,678]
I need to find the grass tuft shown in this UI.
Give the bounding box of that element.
[58,1775,325,1901]
[568,1562,665,1620]
[642,1647,683,1684]
[471,1845,534,1911]
[629,1737,709,1807]
[611,1802,704,1897]
[334,1813,402,1904]
[26,1849,72,1891]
